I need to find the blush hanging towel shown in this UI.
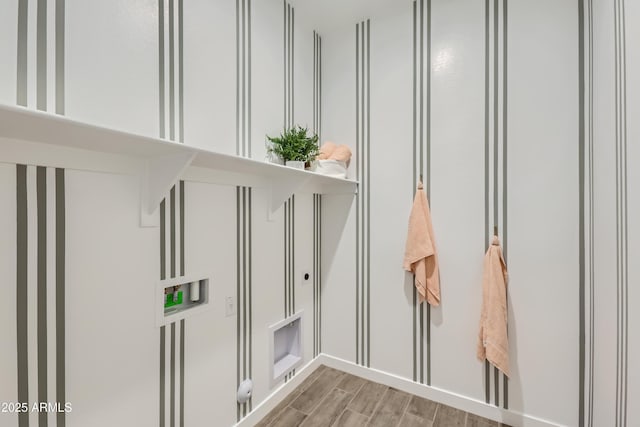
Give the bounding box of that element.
[403,180,440,306]
[477,234,509,377]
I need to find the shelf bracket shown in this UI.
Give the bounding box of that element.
[140,151,196,227]
[267,174,312,221]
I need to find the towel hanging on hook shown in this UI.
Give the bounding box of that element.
[403,180,440,306]
[477,233,509,376]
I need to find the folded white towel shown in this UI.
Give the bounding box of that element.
[312,159,348,179]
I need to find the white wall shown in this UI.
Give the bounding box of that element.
[368,6,414,382]
[2,0,639,426]
[65,170,158,427]
[0,0,17,105]
[586,0,639,426]
[0,164,17,412]
[0,0,321,426]
[66,0,158,136]
[507,2,580,425]
[428,0,486,403]
[183,0,236,153]
[321,1,581,426]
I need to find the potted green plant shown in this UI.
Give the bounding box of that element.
[267,126,319,169]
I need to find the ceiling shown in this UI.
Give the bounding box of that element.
[291,0,409,33]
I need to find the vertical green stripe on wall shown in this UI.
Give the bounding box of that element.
[493,0,499,230]
[242,188,247,398]
[17,0,28,106]
[178,0,184,143]
[37,0,47,111]
[180,182,185,276]
[55,168,66,427]
[160,326,166,427]
[359,21,365,366]
[170,187,176,278]
[483,0,491,404]
[235,187,241,421]
[246,0,252,153]
[248,188,253,409]
[169,0,175,141]
[241,0,246,155]
[16,165,29,427]
[179,181,185,426]
[179,320,185,427]
[55,0,65,115]
[502,0,509,409]
[578,0,586,422]
[170,323,175,427]
[158,0,165,139]
[37,167,48,427]
[366,19,371,368]
[355,21,360,365]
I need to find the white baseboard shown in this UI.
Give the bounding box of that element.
[317,354,564,427]
[234,357,323,427]
[235,353,565,427]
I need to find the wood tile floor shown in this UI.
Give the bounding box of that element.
[256,365,511,427]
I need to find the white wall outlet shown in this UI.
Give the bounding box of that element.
[225,296,236,317]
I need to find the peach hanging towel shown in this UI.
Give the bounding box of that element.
[403,180,440,306]
[477,234,509,377]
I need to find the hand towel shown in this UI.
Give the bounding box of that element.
[403,181,440,306]
[477,235,509,377]
[329,145,352,165]
[317,141,337,160]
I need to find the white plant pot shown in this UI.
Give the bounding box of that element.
[285,161,305,170]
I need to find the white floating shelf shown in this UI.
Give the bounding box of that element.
[0,104,358,224]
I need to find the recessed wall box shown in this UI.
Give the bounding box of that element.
[268,311,303,387]
[156,276,211,327]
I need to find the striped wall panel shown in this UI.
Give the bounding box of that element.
[355,19,371,368]
[582,1,632,426]
[482,0,508,408]
[410,0,509,404]
[411,0,431,386]
[237,0,252,157]
[158,0,185,142]
[313,31,322,142]
[16,0,65,113]
[14,2,68,425]
[157,2,187,426]
[15,165,66,427]
[612,3,629,425]
[158,183,186,427]
[282,0,296,383]
[312,31,323,359]
[313,194,322,358]
[283,196,295,320]
[283,195,295,382]
[582,1,635,425]
[236,0,253,419]
[581,1,588,425]
[284,1,294,129]
[236,187,253,418]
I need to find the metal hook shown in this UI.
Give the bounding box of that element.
[494,225,498,236]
